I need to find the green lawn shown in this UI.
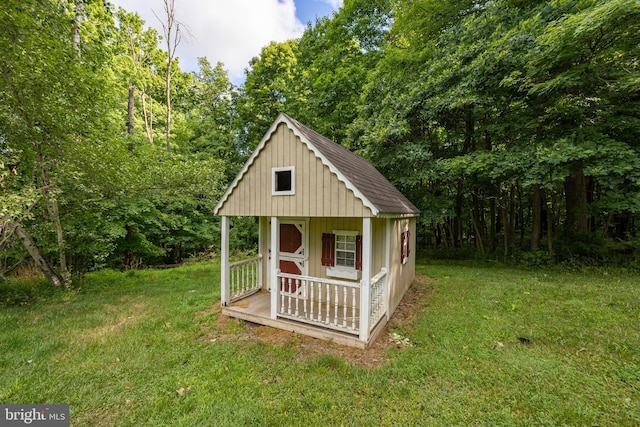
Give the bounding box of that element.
[1,261,638,426]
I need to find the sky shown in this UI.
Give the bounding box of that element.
[108,0,343,85]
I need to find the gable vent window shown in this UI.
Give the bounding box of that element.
[272,166,295,195]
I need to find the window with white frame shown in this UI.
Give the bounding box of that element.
[335,233,357,268]
[272,166,295,195]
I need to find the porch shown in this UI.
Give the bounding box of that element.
[221,254,389,348]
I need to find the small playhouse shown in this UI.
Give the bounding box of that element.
[214,114,419,347]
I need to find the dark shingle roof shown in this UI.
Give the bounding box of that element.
[284,114,419,216]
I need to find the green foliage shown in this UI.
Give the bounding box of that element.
[228,217,258,254]
[346,0,640,261]
[3,0,640,276]
[2,1,233,274]
[236,39,306,152]
[60,142,226,270]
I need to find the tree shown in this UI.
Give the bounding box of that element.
[177,58,239,177]
[0,0,118,284]
[297,0,392,143]
[155,0,186,152]
[525,0,640,238]
[236,40,304,152]
[350,0,640,262]
[114,8,165,143]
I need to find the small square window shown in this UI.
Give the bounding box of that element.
[272,167,295,195]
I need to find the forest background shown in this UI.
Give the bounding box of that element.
[1,0,639,286]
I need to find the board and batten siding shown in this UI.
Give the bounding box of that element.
[388,217,416,315]
[217,124,373,218]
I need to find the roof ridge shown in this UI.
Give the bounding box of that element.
[282,114,419,216]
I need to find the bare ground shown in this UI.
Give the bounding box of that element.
[200,275,435,368]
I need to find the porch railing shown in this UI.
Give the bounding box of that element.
[277,271,360,335]
[229,255,262,302]
[369,267,387,332]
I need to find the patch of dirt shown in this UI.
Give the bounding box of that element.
[75,302,147,342]
[200,275,435,368]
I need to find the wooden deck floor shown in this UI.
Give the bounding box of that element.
[221,291,374,348]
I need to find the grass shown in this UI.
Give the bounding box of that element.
[0,260,638,426]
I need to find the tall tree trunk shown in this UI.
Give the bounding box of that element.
[165,69,172,152]
[463,108,474,153]
[489,195,496,252]
[13,221,64,287]
[473,191,486,239]
[517,183,525,247]
[158,0,183,153]
[127,85,135,136]
[531,184,542,251]
[141,91,153,143]
[441,224,449,249]
[445,218,455,249]
[500,187,509,257]
[36,144,68,282]
[46,195,67,278]
[544,190,554,256]
[601,212,614,238]
[564,169,590,234]
[466,199,485,256]
[509,184,516,251]
[454,187,463,248]
[72,0,83,55]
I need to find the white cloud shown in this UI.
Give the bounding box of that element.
[323,0,343,8]
[109,0,305,84]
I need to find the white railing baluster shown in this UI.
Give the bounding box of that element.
[287,278,292,315]
[368,268,387,332]
[229,255,262,302]
[317,283,322,323]
[302,279,307,317]
[352,288,356,330]
[231,268,236,296]
[325,283,330,324]
[280,276,285,313]
[294,279,299,317]
[309,280,315,320]
[342,287,347,328]
[273,270,385,336]
[333,285,338,326]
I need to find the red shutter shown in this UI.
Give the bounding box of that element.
[401,231,407,264]
[355,235,362,271]
[407,230,411,258]
[321,233,335,266]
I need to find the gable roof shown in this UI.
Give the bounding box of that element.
[215,113,419,217]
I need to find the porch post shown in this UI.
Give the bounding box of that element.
[258,217,263,290]
[221,215,230,307]
[359,217,372,342]
[385,218,392,321]
[270,216,279,319]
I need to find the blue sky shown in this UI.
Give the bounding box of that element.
[295,0,337,25]
[109,0,342,84]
